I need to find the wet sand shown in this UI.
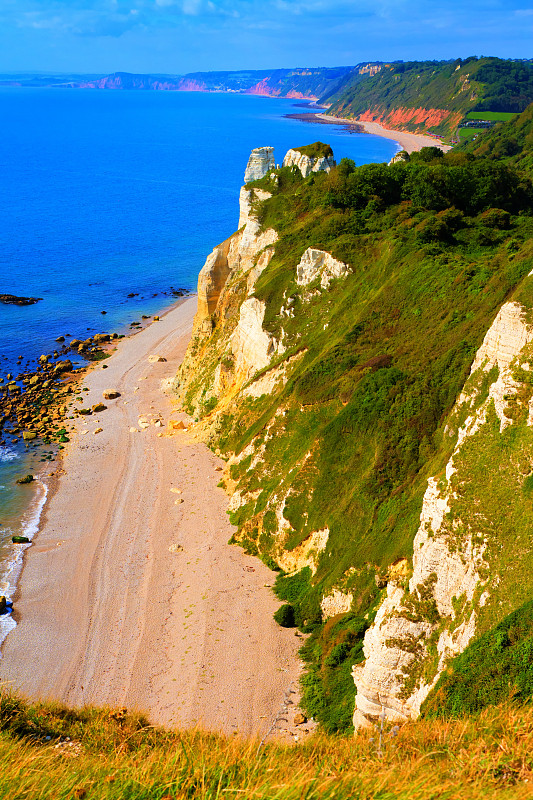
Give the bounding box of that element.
[0,296,301,736]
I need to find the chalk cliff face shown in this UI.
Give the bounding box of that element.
[176,142,533,734]
[244,147,276,183]
[296,248,350,289]
[352,300,533,729]
[283,148,336,178]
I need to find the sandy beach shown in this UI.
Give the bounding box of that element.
[0,297,301,737]
[318,113,452,154]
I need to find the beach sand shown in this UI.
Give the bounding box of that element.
[318,114,452,154]
[0,297,301,737]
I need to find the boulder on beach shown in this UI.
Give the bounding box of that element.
[91,403,107,412]
[22,431,37,440]
[12,535,30,544]
[169,420,186,431]
[148,354,167,363]
[16,474,34,484]
[53,359,73,374]
[103,390,121,400]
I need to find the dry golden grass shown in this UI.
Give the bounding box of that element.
[1,691,532,799]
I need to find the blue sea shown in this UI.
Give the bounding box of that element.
[0,88,398,644]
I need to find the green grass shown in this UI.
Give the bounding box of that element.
[467,111,518,122]
[422,599,533,718]
[2,689,533,799]
[459,127,486,142]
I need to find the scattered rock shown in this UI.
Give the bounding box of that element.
[53,359,73,374]
[129,427,137,433]
[170,420,186,431]
[138,417,150,429]
[0,294,42,306]
[148,354,167,363]
[55,336,65,343]
[94,427,103,435]
[154,419,163,428]
[103,390,120,400]
[293,712,307,726]
[174,499,184,505]
[22,431,37,440]
[168,543,184,553]
[91,403,107,413]
[16,474,34,484]
[0,596,6,613]
[78,408,92,416]
[170,488,182,494]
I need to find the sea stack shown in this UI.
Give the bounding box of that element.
[243,146,275,183]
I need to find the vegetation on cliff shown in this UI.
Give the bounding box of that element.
[422,600,533,719]
[177,136,533,731]
[1,689,533,799]
[326,58,533,137]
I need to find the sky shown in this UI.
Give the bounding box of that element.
[0,0,532,75]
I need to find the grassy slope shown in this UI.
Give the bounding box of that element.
[325,58,533,137]
[1,690,533,799]
[181,144,533,731]
[422,600,533,718]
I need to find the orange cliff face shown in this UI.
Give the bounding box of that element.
[246,78,317,100]
[247,78,281,97]
[356,106,462,134]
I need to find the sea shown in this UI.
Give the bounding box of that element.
[0,88,398,647]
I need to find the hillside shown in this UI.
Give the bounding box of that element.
[460,101,533,173]
[326,58,533,138]
[174,139,533,734]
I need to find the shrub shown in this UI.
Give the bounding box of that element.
[274,604,296,627]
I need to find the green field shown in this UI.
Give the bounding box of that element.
[467,111,517,121]
[459,127,486,141]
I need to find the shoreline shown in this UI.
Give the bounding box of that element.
[316,112,452,154]
[0,296,302,738]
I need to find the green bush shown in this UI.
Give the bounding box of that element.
[273,604,295,627]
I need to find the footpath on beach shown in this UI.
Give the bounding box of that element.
[0,296,302,738]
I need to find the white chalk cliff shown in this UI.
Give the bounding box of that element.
[296,248,350,289]
[352,300,533,729]
[283,148,336,178]
[244,146,276,183]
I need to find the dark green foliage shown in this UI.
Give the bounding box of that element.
[274,568,322,631]
[293,142,334,159]
[300,613,369,733]
[273,604,296,627]
[422,599,533,718]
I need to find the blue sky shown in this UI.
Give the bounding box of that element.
[0,0,532,74]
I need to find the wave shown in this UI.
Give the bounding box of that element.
[0,447,20,463]
[0,478,48,652]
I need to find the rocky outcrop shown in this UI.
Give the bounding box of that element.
[244,147,276,183]
[296,248,350,289]
[321,588,353,620]
[230,298,275,379]
[352,301,533,729]
[193,191,278,338]
[239,186,272,229]
[283,148,336,178]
